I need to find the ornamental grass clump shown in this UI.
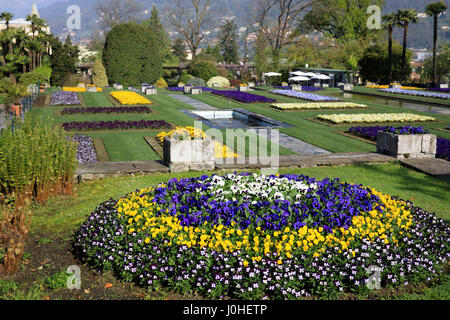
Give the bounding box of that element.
[0,116,78,273]
[73,173,449,299]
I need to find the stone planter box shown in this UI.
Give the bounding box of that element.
[190,88,202,95]
[86,86,97,92]
[376,132,436,159]
[238,86,249,92]
[314,82,321,87]
[291,84,301,91]
[389,84,401,89]
[145,88,157,95]
[77,83,85,88]
[178,83,185,87]
[344,84,354,91]
[114,84,123,90]
[163,136,215,172]
[322,83,329,88]
[439,83,449,89]
[141,85,151,93]
[184,86,193,94]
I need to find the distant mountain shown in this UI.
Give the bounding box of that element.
[38,0,450,49]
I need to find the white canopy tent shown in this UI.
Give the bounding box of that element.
[262,72,282,77]
[311,74,332,80]
[289,71,310,77]
[288,76,311,82]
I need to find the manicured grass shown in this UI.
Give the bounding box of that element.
[189,90,450,153]
[30,162,449,236]
[80,92,115,107]
[352,86,450,105]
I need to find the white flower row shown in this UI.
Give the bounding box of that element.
[317,113,436,124]
[271,102,368,110]
[197,173,317,203]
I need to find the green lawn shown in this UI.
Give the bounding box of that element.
[352,86,450,106]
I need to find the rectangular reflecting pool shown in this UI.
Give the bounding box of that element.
[184,108,293,129]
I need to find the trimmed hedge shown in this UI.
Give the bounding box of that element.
[102,23,163,87]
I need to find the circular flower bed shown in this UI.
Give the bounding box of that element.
[73,173,449,299]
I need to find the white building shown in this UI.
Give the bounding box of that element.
[0,2,51,36]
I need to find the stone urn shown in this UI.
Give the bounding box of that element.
[163,136,215,172]
[376,132,437,159]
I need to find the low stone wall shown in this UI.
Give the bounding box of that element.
[163,136,215,172]
[376,132,437,159]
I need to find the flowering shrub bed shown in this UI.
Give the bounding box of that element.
[379,88,450,100]
[73,173,449,299]
[61,107,151,115]
[62,120,172,131]
[110,91,152,105]
[271,102,367,110]
[348,126,450,160]
[156,127,237,159]
[50,91,81,106]
[317,113,436,124]
[270,89,341,102]
[68,134,99,164]
[212,90,276,103]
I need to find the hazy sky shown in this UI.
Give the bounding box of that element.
[0,0,61,18]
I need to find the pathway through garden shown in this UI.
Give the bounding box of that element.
[168,93,330,155]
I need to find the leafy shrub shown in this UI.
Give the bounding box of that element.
[102,23,163,87]
[19,66,52,86]
[207,76,230,88]
[230,79,242,87]
[189,61,218,81]
[178,72,193,85]
[154,78,168,88]
[187,77,205,87]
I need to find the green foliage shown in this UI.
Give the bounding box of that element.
[172,38,187,62]
[0,115,78,203]
[203,44,223,63]
[49,35,79,87]
[423,44,450,82]
[302,0,384,42]
[178,72,193,85]
[102,23,163,87]
[19,66,51,86]
[0,78,29,108]
[187,77,206,87]
[41,271,70,290]
[154,77,168,88]
[358,43,412,84]
[92,58,108,87]
[219,19,239,64]
[188,61,218,81]
[142,5,171,63]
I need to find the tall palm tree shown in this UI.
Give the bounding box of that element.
[0,12,14,30]
[426,1,448,85]
[396,9,419,82]
[382,13,399,85]
[25,14,47,71]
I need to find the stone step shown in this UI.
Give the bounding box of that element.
[400,158,450,182]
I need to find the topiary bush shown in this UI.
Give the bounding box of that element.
[207,76,230,88]
[187,77,206,87]
[155,78,168,88]
[102,23,163,88]
[19,66,52,86]
[189,61,218,81]
[92,58,108,87]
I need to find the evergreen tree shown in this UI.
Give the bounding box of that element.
[49,35,78,86]
[172,38,187,62]
[92,58,108,87]
[143,5,171,62]
[219,19,239,64]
